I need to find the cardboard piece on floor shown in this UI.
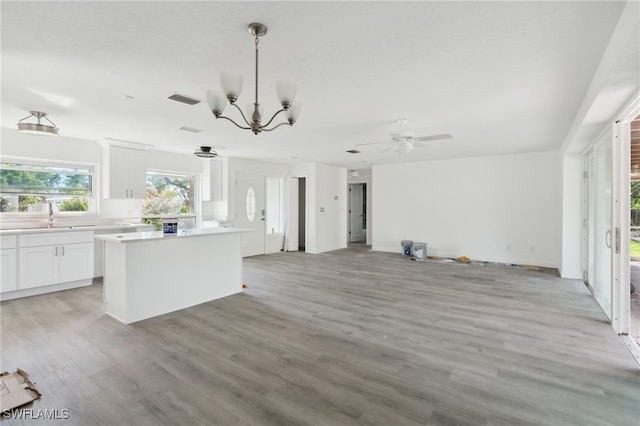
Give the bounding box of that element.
[0,369,41,411]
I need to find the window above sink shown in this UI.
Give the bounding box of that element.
[0,158,97,216]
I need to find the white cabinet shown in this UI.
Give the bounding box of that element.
[18,231,94,290]
[1,235,17,292]
[59,243,94,283]
[18,245,59,289]
[106,145,147,199]
[210,159,223,201]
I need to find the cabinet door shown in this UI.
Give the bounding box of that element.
[108,146,131,198]
[59,243,94,283]
[128,148,147,199]
[0,249,17,292]
[19,246,59,289]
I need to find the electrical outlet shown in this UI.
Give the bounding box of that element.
[506,244,512,251]
[529,245,536,253]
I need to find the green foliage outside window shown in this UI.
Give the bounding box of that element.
[59,197,89,211]
[142,174,194,216]
[0,162,93,213]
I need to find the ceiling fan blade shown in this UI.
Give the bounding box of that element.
[388,133,403,139]
[380,145,395,153]
[355,141,394,146]
[412,141,437,148]
[416,133,453,142]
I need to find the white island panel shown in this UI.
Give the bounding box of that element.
[99,228,245,324]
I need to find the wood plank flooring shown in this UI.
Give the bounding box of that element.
[1,247,639,425]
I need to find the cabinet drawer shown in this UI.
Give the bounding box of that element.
[1,235,17,249]
[19,231,94,248]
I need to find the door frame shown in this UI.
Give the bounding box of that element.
[346,175,371,245]
[583,95,639,334]
[348,182,366,243]
[612,97,639,334]
[583,132,613,319]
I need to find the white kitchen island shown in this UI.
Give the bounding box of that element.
[94,227,247,324]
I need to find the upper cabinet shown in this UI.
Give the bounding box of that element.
[101,139,152,199]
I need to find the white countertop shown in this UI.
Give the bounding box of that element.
[94,227,250,243]
[0,224,153,235]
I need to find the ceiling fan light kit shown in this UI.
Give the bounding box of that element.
[206,23,301,135]
[17,111,59,136]
[355,118,452,160]
[194,146,218,158]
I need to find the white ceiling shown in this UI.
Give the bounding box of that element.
[1,1,636,169]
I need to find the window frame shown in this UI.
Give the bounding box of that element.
[0,156,98,217]
[141,169,199,230]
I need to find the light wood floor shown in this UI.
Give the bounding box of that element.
[1,247,639,425]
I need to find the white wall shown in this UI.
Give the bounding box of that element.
[1,128,102,163]
[560,153,583,278]
[372,151,561,268]
[315,164,348,253]
[290,162,348,254]
[147,149,202,175]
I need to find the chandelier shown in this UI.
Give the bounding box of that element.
[206,23,301,135]
[17,111,59,136]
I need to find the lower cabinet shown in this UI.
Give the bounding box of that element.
[0,248,17,292]
[17,231,94,291]
[19,242,93,289]
[1,235,17,292]
[59,243,94,283]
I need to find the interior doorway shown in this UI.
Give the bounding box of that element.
[349,183,367,244]
[298,177,306,251]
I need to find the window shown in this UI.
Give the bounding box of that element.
[0,160,95,214]
[142,171,197,230]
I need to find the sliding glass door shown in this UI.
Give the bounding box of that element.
[585,136,613,320]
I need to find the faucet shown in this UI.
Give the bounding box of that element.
[47,202,54,228]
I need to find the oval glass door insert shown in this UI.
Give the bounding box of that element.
[246,185,256,223]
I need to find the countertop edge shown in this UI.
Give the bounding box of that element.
[0,224,154,235]
[94,227,251,243]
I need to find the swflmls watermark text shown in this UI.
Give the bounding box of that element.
[2,408,70,420]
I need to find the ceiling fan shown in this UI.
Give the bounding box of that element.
[356,119,452,159]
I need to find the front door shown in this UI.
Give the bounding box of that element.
[236,174,265,257]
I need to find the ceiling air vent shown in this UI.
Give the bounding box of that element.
[167,93,201,105]
[180,126,203,133]
[346,149,361,154]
